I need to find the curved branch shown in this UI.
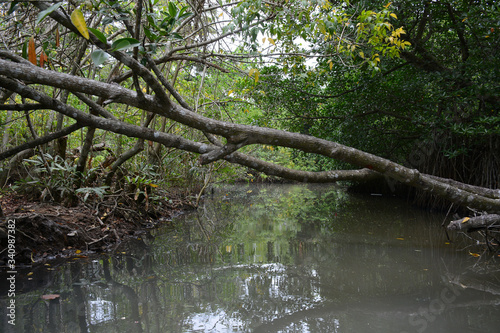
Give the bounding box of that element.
[0,123,83,161]
[0,75,380,186]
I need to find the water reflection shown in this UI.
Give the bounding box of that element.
[1,184,499,332]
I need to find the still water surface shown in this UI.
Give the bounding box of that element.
[1,184,499,332]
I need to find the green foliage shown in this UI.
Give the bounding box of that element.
[144,2,192,42]
[75,185,109,202]
[14,154,76,201]
[239,0,499,177]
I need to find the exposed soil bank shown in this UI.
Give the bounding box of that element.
[0,191,194,265]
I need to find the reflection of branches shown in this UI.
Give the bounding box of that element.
[102,257,144,333]
[253,292,500,332]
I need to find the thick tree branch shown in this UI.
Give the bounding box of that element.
[0,123,83,161]
[447,214,500,232]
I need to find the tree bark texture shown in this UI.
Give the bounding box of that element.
[447,215,500,232]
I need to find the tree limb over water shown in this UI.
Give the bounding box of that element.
[0,1,498,217]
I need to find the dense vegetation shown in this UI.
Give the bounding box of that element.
[0,0,498,218]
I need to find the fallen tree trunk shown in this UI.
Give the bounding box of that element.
[447,214,500,232]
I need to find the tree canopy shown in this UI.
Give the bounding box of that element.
[0,0,499,215]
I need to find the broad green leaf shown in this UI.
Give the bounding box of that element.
[168,2,178,18]
[144,27,159,41]
[22,38,28,59]
[7,1,19,15]
[71,8,89,39]
[91,49,110,66]
[36,2,63,25]
[111,38,140,51]
[170,32,183,40]
[88,28,107,45]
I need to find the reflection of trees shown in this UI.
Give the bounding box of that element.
[6,185,500,332]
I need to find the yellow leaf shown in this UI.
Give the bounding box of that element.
[390,13,397,19]
[75,249,82,254]
[268,37,275,45]
[148,183,158,188]
[247,190,252,193]
[396,237,404,240]
[469,251,480,257]
[27,272,34,276]
[71,8,89,39]
[329,62,333,70]
[384,2,392,8]
[461,217,470,223]
[318,22,326,35]
[248,68,259,83]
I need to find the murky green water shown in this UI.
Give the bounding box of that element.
[1,184,499,332]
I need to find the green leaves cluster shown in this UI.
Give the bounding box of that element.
[145,2,192,42]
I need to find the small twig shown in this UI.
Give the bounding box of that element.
[86,234,109,246]
[95,216,105,226]
[112,228,121,242]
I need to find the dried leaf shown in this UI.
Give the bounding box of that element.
[41,294,60,300]
[28,36,36,65]
[55,26,60,47]
[39,49,47,68]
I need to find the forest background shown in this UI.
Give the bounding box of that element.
[0,0,499,250]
